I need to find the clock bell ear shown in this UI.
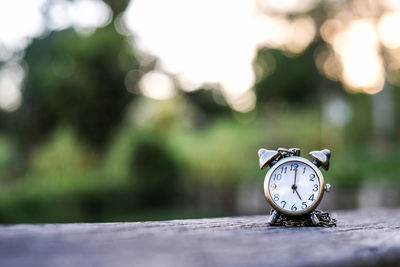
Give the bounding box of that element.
[258,148,279,170]
[309,149,331,171]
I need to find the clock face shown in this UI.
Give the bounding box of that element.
[265,158,324,215]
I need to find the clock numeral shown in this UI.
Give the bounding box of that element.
[303,167,306,174]
[290,163,298,171]
[308,194,315,201]
[291,204,297,211]
[280,201,287,208]
[301,202,308,209]
[309,174,315,181]
[281,167,287,174]
[313,184,318,191]
[270,183,277,190]
[273,194,279,201]
[273,174,282,181]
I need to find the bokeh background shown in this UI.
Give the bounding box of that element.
[0,0,399,223]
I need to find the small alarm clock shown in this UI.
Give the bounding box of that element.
[258,148,332,225]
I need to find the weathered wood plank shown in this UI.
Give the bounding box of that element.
[0,209,399,267]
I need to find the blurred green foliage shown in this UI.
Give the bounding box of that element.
[0,103,399,222]
[130,135,182,207]
[255,48,320,105]
[15,26,138,149]
[0,0,399,223]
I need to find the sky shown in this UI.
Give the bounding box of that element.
[124,0,317,112]
[0,0,400,112]
[0,0,319,113]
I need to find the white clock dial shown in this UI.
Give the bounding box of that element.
[267,160,322,214]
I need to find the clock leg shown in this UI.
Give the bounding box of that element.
[310,212,320,225]
[268,210,279,225]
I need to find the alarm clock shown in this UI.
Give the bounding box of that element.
[258,148,332,225]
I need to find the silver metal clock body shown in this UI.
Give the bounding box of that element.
[264,156,325,216]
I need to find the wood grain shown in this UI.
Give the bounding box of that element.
[0,209,399,267]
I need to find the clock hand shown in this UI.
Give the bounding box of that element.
[295,189,302,200]
[292,169,298,193]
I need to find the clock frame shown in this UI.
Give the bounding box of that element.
[263,156,325,216]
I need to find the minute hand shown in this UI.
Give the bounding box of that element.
[292,169,298,193]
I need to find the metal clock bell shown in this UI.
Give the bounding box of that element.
[258,148,332,226]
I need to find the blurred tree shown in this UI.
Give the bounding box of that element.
[103,0,130,16]
[346,94,372,144]
[395,85,400,140]
[254,48,321,106]
[12,1,140,151]
[130,136,182,208]
[184,88,230,124]
[0,110,5,131]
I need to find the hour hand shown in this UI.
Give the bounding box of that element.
[294,189,302,200]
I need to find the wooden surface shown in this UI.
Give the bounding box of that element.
[0,209,400,267]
